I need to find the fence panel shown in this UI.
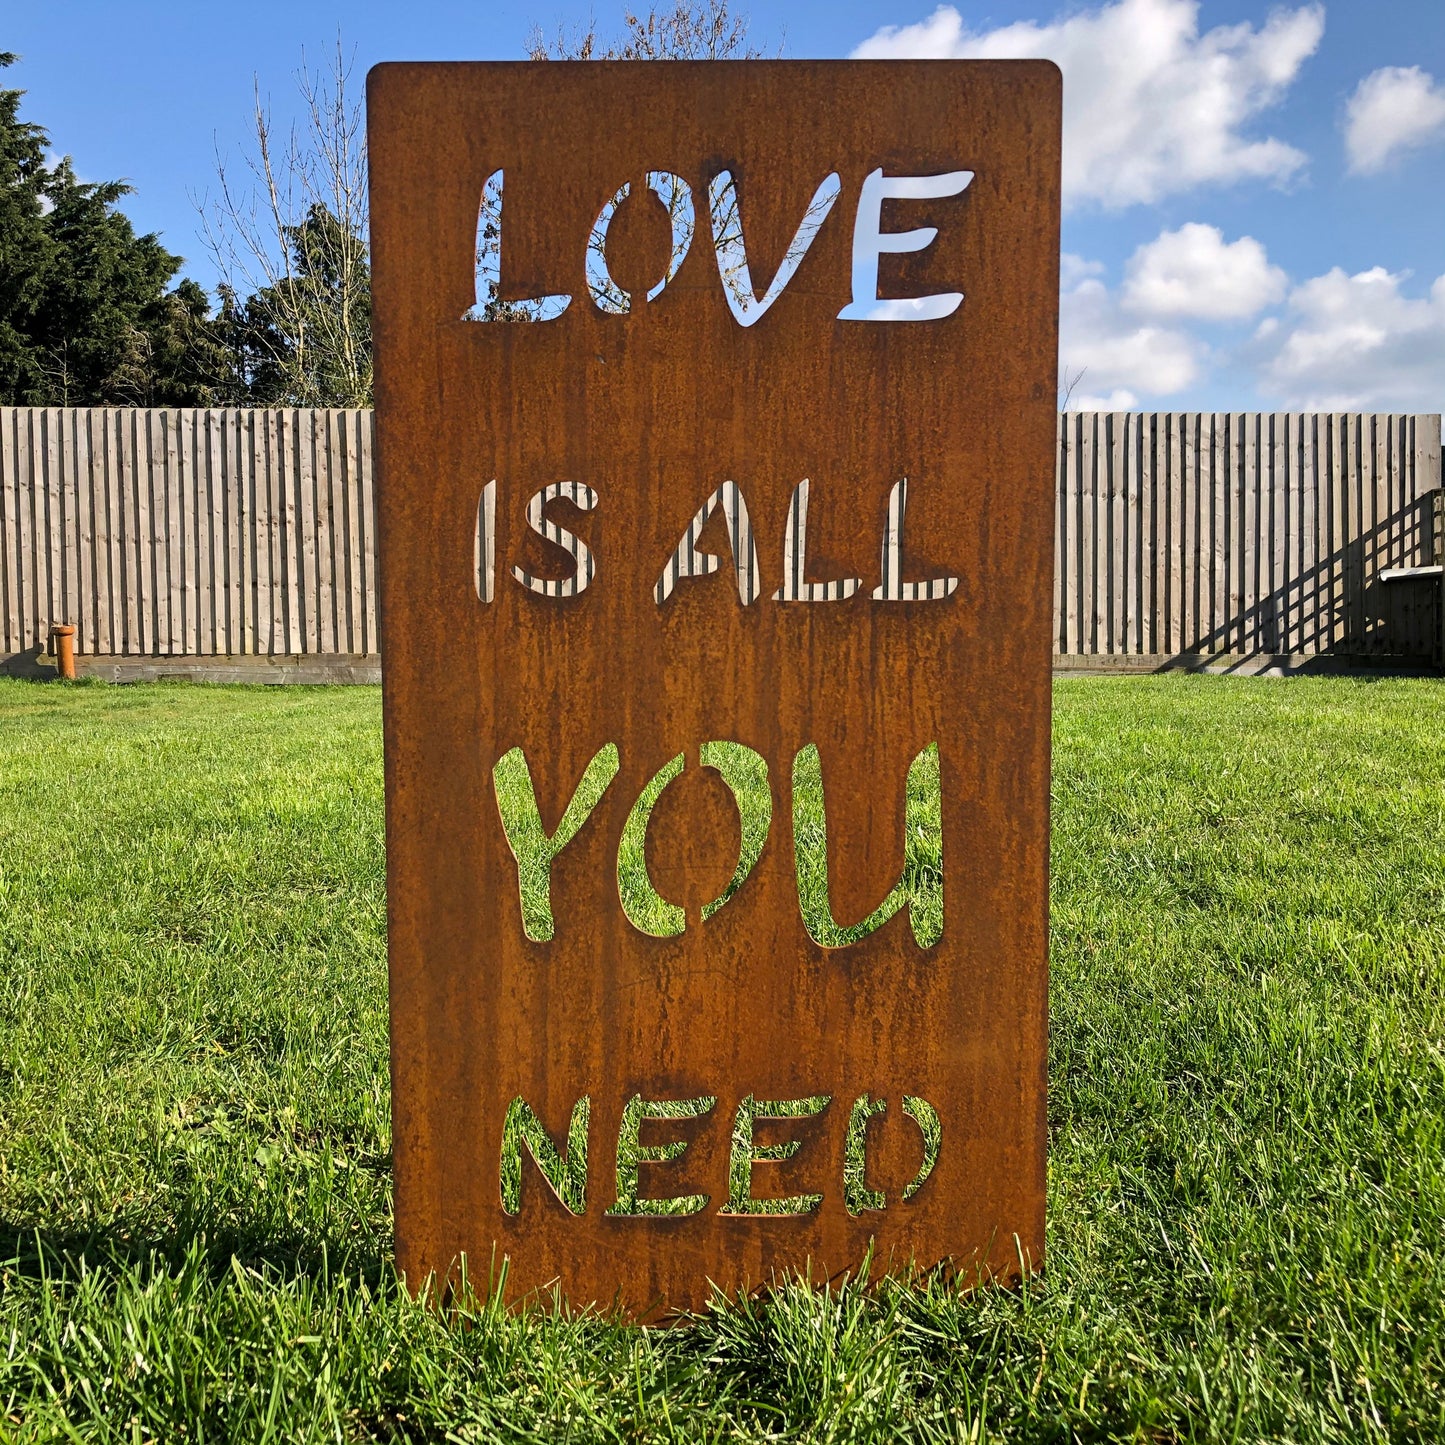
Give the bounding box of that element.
[1,408,1439,663]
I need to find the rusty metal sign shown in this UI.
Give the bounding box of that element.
[369,60,1060,1315]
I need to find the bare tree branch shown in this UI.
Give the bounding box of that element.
[198,37,371,406]
[1059,364,1088,411]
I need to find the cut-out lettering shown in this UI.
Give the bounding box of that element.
[500,1095,591,1215]
[586,181,633,315]
[720,1094,831,1216]
[792,741,943,948]
[495,741,942,945]
[465,165,976,327]
[475,480,497,603]
[645,171,695,301]
[617,753,687,938]
[708,170,842,328]
[494,1088,940,1218]
[655,481,761,606]
[871,478,959,601]
[771,479,862,602]
[844,1094,887,1215]
[838,169,973,322]
[493,743,619,942]
[606,1094,716,1216]
[465,169,572,322]
[902,1095,941,1200]
[510,481,599,598]
[698,741,771,921]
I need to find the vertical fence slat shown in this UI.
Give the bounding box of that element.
[97,410,117,654]
[1137,414,1151,652]
[1268,413,1284,654]
[1107,412,1124,653]
[323,411,346,652]
[142,409,160,653]
[1238,412,1255,654]
[131,410,152,654]
[37,410,56,644]
[1,413,15,653]
[54,408,69,644]
[1370,413,1387,652]
[298,410,319,654]
[156,407,173,654]
[342,411,363,655]
[1188,412,1202,651]
[202,410,218,653]
[113,411,130,652]
[222,411,239,653]
[1063,412,1074,654]
[288,408,306,654]
[275,409,292,655]
[168,410,185,655]
[16,410,37,651]
[1335,413,1352,652]
[1080,414,1095,653]
[71,411,92,653]
[241,410,257,654]
[1346,413,1358,650]
[320,411,340,653]
[1187,411,1201,656]
[248,410,268,655]
[19,410,40,649]
[1161,414,1175,655]
[1058,412,1071,653]
[1214,415,1229,655]
[1299,414,1316,655]
[180,411,198,654]
[359,410,377,655]
[229,410,247,654]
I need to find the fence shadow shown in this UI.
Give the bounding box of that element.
[0,645,58,680]
[1144,501,1438,668]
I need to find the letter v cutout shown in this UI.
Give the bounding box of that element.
[708,171,841,328]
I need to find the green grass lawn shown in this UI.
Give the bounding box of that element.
[0,675,1442,1442]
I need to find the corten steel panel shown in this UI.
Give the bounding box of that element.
[369,60,1060,1314]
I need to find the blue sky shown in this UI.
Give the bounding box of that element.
[7,0,1444,411]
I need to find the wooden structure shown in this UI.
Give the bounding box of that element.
[0,407,375,665]
[1055,411,1443,667]
[1,407,1440,671]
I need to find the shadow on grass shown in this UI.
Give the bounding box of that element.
[0,1205,394,1294]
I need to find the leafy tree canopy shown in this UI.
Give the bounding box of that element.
[0,53,231,405]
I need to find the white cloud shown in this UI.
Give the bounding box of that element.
[1122,223,1286,321]
[1060,254,1105,288]
[854,0,1323,209]
[1253,266,1445,410]
[1059,253,1203,401]
[1343,66,1445,174]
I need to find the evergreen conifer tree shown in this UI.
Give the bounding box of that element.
[0,53,230,405]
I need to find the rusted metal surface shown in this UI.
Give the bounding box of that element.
[369,60,1061,1315]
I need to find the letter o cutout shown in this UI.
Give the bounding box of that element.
[616,743,772,937]
[586,174,696,316]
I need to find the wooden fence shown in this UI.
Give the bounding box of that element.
[0,408,375,661]
[1056,411,1442,661]
[1,407,1440,667]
